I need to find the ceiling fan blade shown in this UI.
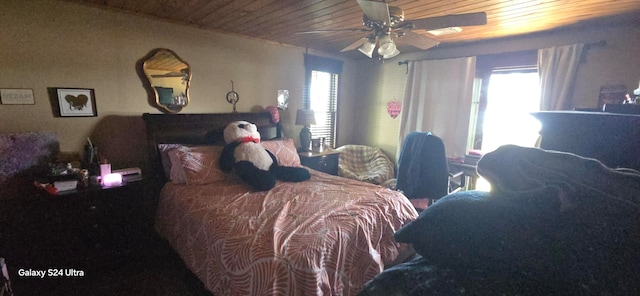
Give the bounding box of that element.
[400,31,440,50]
[340,37,368,52]
[357,0,390,24]
[295,28,372,34]
[410,12,487,31]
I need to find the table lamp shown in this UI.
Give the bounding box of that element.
[295,109,316,151]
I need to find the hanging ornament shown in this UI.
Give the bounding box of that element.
[226,80,240,113]
[277,90,289,110]
[387,99,402,119]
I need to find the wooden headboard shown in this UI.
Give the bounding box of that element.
[142,112,281,191]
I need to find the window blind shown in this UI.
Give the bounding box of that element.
[303,54,343,148]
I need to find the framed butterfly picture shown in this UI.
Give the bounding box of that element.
[51,87,97,117]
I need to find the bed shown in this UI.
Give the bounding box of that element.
[359,145,640,295]
[142,112,418,295]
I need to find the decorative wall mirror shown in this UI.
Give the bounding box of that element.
[142,48,191,113]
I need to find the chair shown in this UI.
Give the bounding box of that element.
[335,145,395,186]
[396,132,463,210]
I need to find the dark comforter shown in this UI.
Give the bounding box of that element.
[360,145,640,295]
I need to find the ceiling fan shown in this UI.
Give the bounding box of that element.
[299,0,487,59]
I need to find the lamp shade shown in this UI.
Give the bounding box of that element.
[358,40,376,58]
[295,109,316,126]
[377,34,396,56]
[383,48,400,59]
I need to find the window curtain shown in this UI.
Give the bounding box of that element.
[538,43,585,110]
[399,57,476,159]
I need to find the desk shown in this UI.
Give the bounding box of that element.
[448,161,479,190]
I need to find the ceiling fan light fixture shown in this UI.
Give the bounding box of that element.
[383,48,400,59]
[377,34,396,56]
[340,2,487,57]
[358,39,376,58]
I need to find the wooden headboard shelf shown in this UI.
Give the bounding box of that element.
[142,112,281,193]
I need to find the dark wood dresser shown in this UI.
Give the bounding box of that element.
[1,180,152,271]
[530,111,640,170]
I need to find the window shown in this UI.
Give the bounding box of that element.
[480,69,541,153]
[303,54,343,148]
[472,51,540,153]
[471,51,541,191]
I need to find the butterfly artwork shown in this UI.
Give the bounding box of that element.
[54,88,97,117]
[65,94,89,110]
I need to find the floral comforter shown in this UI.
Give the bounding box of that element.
[155,169,417,296]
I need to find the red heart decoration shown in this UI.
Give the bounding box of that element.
[387,100,402,119]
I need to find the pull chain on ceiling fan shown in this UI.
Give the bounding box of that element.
[298,0,487,60]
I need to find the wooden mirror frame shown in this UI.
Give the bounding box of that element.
[141,48,192,113]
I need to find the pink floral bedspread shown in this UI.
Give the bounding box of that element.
[155,169,417,295]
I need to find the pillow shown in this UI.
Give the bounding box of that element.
[1,132,59,200]
[158,144,185,180]
[168,146,226,185]
[167,149,187,183]
[260,138,301,167]
[394,190,561,273]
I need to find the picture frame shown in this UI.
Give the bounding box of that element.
[598,84,626,110]
[0,88,35,105]
[51,88,97,117]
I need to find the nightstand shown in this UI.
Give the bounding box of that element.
[3,179,152,271]
[298,150,341,175]
[58,181,150,265]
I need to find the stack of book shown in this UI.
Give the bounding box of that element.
[464,150,484,165]
[53,180,78,192]
[112,167,142,182]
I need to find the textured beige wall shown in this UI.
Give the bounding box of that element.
[349,59,404,162]
[0,0,354,170]
[353,23,640,163]
[3,0,638,172]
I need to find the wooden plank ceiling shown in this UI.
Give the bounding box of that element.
[59,0,640,58]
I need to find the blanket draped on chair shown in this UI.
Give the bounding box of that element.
[395,132,449,200]
[336,145,395,185]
